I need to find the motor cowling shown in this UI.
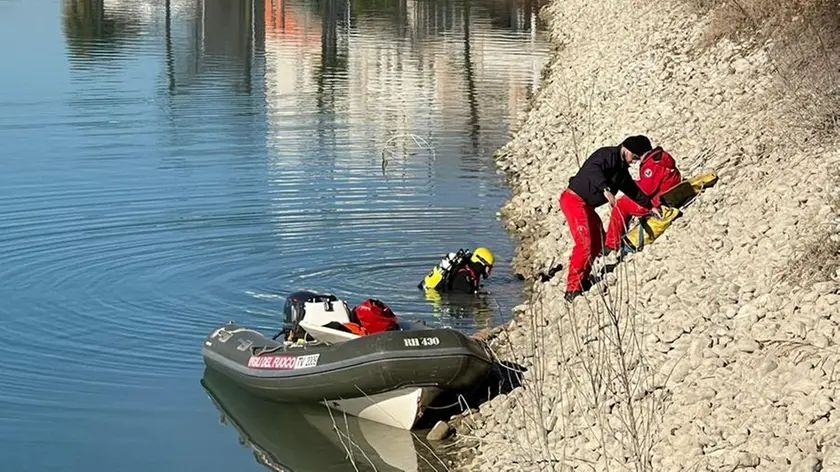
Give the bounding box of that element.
[282,290,349,341]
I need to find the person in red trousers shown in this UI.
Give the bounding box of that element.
[604,146,682,252]
[558,135,662,302]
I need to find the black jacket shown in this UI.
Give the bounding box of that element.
[446,261,484,293]
[568,146,653,209]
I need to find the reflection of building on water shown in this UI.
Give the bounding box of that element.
[262,0,336,157]
[478,0,545,32]
[63,0,547,173]
[265,0,322,40]
[201,0,256,62]
[405,0,544,38]
[261,0,548,170]
[148,0,270,169]
[162,0,264,94]
[64,0,263,95]
[345,0,546,174]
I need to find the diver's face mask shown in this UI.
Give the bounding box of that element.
[473,253,493,279]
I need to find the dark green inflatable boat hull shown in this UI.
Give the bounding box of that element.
[201,322,495,403]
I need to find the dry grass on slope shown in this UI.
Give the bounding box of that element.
[691,0,840,136]
[781,189,840,287]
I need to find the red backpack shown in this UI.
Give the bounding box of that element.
[352,299,398,334]
[638,147,683,207]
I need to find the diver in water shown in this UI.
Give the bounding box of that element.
[446,247,494,294]
[419,247,495,294]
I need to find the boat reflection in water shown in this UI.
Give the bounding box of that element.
[201,368,441,472]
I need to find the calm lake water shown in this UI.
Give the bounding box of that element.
[0,0,548,470]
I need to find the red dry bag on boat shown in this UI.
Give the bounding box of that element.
[352,299,398,334]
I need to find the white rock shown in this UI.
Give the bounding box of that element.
[824,446,840,468]
[670,361,692,383]
[796,455,821,472]
[756,356,779,375]
[735,337,760,353]
[426,421,452,441]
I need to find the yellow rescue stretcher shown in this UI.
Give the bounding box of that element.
[621,170,718,253]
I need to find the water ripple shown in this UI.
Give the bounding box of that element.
[0,0,548,468]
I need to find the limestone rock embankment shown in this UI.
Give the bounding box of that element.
[456,0,840,470]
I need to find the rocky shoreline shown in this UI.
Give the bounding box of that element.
[448,0,840,470]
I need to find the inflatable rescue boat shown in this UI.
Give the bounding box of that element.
[201,291,495,430]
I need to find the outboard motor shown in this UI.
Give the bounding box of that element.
[279,290,352,342]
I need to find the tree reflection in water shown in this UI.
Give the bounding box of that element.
[61,0,143,62]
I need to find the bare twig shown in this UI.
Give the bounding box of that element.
[380,133,437,177]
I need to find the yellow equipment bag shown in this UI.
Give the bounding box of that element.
[689,171,719,192]
[622,206,682,252]
[659,170,719,208]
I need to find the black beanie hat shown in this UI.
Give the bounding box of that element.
[621,135,653,156]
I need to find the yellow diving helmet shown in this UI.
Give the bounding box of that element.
[470,247,495,278]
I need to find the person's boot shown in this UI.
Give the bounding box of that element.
[599,246,615,257]
[564,290,582,302]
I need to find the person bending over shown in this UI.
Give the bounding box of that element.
[558,135,662,302]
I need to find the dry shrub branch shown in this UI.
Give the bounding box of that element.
[479,251,667,471]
